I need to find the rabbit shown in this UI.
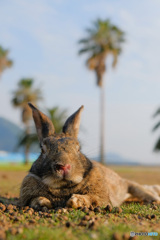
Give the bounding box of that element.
[19,103,160,210]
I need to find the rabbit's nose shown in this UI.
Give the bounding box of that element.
[60,164,71,171]
[55,164,71,176]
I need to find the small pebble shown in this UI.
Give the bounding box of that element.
[61,208,68,213]
[113,207,122,214]
[104,204,112,213]
[65,222,71,228]
[79,220,87,226]
[63,216,68,221]
[7,204,14,211]
[24,206,29,211]
[82,215,90,221]
[152,205,158,210]
[112,232,121,240]
[94,206,101,213]
[0,204,6,212]
[89,205,94,211]
[9,211,17,216]
[146,214,151,220]
[27,210,33,215]
[8,210,14,215]
[82,207,88,213]
[151,214,156,219]
[88,221,95,229]
[122,233,130,240]
[29,219,36,224]
[13,217,20,222]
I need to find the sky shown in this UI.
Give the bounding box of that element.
[0,0,160,164]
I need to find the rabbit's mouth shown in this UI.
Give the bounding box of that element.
[55,164,71,178]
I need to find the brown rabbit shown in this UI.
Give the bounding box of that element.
[19,103,160,210]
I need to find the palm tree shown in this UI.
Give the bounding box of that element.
[12,78,42,164]
[0,46,13,79]
[47,107,67,133]
[78,19,125,164]
[153,107,160,151]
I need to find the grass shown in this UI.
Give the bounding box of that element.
[0,163,31,171]
[3,203,160,240]
[1,164,160,239]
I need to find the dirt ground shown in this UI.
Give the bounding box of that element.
[0,169,27,197]
[0,165,160,240]
[112,165,160,185]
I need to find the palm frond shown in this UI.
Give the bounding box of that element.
[152,122,160,132]
[153,137,160,151]
[0,46,13,77]
[78,18,125,76]
[153,108,160,118]
[47,107,67,133]
[17,133,38,149]
[78,45,98,55]
[78,38,91,44]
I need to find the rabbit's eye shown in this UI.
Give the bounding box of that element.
[76,145,80,152]
[40,143,47,153]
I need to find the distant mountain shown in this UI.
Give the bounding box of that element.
[0,117,140,165]
[92,152,139,165]
[0,117,23,152]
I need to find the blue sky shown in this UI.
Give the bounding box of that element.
[0,0,160,163]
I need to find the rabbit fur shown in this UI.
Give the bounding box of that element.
[19,104,160,210]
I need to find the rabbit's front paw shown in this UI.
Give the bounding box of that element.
[30,197,52,211]
[66,194,90,208]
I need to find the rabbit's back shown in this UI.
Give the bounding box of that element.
[92,161,128,206]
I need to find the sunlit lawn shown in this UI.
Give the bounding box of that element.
[0,164,160,239]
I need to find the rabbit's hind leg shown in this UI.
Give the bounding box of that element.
[127,180,160,203]
[143,185,160,198]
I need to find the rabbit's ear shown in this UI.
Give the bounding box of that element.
[63,105,84,138]
[28,103,55,143]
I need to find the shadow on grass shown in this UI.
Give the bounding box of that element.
[0,196,19,205]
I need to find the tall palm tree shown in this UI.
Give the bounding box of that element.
[153,107,160,151]
[12,78,42,164]
[0,46,13,79]
[78,19,125,164]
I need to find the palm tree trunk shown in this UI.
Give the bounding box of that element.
[100,81,105,164]
[24,144,29,165]
[24,122,30,165]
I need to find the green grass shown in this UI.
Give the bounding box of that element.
[1,165,160,239]
[1,203,160,240]
[0,163,31,171]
